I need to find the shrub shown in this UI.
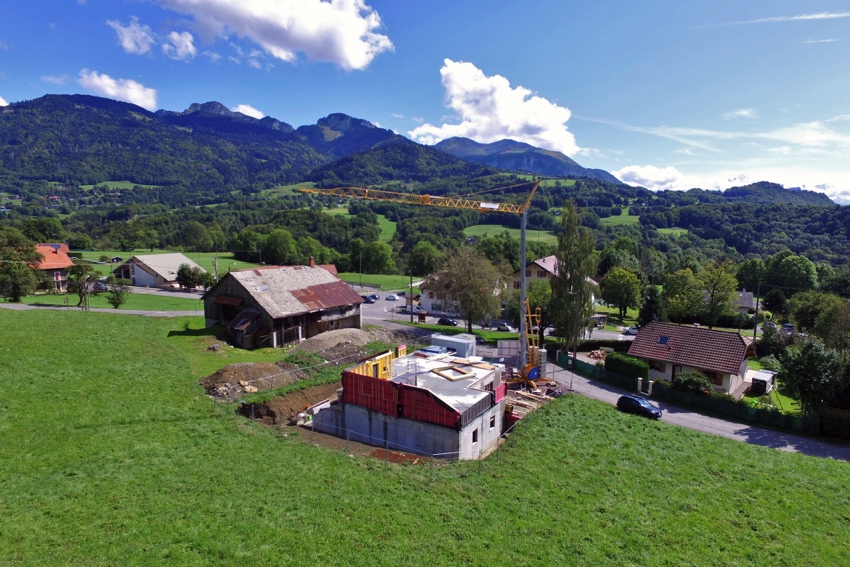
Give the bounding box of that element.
[605,352,649,379]
[672,371,711,395]
[759,355,782,372]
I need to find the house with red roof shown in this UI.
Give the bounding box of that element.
[627,321,755,394]
[34,243,74,291]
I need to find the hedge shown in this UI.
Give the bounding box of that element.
[604,352,649,379]
[817,406,850,440]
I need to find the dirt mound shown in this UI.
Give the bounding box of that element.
[238,382,342,425]
[199,361,307,402]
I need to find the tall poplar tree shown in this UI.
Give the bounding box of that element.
[551,200,597,357]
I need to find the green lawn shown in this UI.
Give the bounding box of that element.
[463,224,558,245]
[337,272,421,293]
[1,310,849,564]
[18,291,203,312]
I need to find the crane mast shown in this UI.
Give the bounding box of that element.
[298,180,540,368]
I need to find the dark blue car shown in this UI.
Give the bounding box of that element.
[616,395,662,419]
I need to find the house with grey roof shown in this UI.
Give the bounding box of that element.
[202,263,363,349]
[112,253,205,289]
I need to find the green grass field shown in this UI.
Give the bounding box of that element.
[598,213,640,227]
[19,291,203,312]
[1,310,848,565]
[78,181,161,190]
[260,182,317,198]
[463,224,558,245]
[658,227,690,236]
[337,273,420,293]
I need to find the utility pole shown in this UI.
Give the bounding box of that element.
[409,268,414,323]
[752,279,761,341]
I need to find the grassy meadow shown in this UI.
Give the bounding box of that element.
[0,309,849,565]
[464,224,558,246]
[19,291,203,312]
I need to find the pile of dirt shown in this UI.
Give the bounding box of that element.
[238,382,342,425]
[199,327,421,402]
[199,361,307,402]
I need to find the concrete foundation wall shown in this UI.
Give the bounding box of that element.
[313,402,503,460]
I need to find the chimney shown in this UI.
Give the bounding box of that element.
[309,256,315,267]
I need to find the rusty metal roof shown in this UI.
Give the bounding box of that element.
[224,265,362,319]
[214,295,243,306]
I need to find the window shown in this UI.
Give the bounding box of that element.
[489,415,496,430]
[472,428,479,444]
[649,361,666,372]
[526,269,531,277]
[657,336,670,345]
[513,281,520,289]
[537,270,546,278]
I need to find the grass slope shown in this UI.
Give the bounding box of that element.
[464,224,558,245]
[1,310,848,565]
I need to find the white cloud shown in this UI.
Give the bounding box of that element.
[732,12,850,25]
[107,17,155,55]
[154,0,393,70]
[42,74,70,85]
[0,96,8,107]
[722,108,755,120]
[409,59,580,155]
[614,165,691,191]
[162,31,197,60]
[233,104,264,119]
[805,39,839,44]
[77,69,157,110]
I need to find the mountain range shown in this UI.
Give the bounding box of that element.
[0,94,618,196]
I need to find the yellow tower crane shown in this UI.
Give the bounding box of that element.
[298,180,541,368]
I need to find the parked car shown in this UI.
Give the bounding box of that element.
[763,320,777,331]
[781,323,794,334]
[437,317,458,326]
[496,323,514,332]
[92,282,108,292]
[368,293,380,300]
[360,295,375,304]
[385,294,398,301]
[475,336,485,345]
[623,326,640,335]
[616,395,662,419]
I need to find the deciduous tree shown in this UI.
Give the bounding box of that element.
[434,247,504,333]
[601,267,642,320]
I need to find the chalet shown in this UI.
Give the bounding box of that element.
[202,263,363,349]
[312,346,506,460]
[112,253,204,289]
[627,321,755,394]
[511,255,598,296]
[35,243,74,292]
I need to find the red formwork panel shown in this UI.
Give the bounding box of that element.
[494,382,507,404]
[341,372,398,417]
[398,383,460,430]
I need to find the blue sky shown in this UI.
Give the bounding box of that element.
[1,1,849,201]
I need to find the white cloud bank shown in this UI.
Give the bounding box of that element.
[107,17,155,54]
[0,96,8,106]
[409,59,580,155]
[162,31,197,60]
[233,104,264,119]
[614,165,691,191]
[154,0,392,70]
[78,69,157,110]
